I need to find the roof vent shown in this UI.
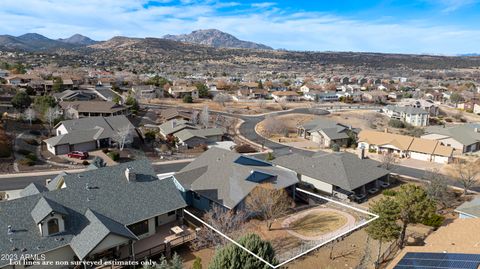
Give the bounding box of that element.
[11,247,18,251]
[21,248,27,252]
[125,168,136,182]
[7,225,13,235]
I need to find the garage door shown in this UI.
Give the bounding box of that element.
[73,141,97,152]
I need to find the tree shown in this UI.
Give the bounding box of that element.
[192,257,202,269]
[125,95,139,113]
[265,152,275,161]
[196,83,209,98]
[245,183,292,230]
[424,168,452,209]
[111,123,133,151]
[209,233,277,269]
[257,80,263,89]
[213,93,231,107]
[199,106,209,128]
[331,143,340,152]
[366,197,401,265]
[112,95,121,104]
[395,184,435,248]
[169,253,183,269]
[52,77,63,92]
[191,204,247,249]
[183,95,193,103]
[45,106,61,133]
[451,159,480,194]
[277,97,288,110]
[34,95,57,115]
[24,108,36,125]
[146,75,171,88]
[11,91,32,109]
[380,152,397,183]
[450,92,463,106]
[262,116,288,138]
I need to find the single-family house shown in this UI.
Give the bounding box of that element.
[52,90,96,102]
[383,105,429,127]
[168,86,199,99]
[273,152,389,199]
[131,85,163,99]
[297,119,358,148]
[271,91,302,102]
[386,218,480,269]
[172,148,298,211]
[60,101,129,119]
[160,108,193,123]
[358,130,454,164]
[159,119,198,137]
[421,124,480,153]
[174,128,225,148]
[0,160,189,269]
[363,90,388,103]
[397,99,439,116]
[455,197,480,219]
[44,115,135,155]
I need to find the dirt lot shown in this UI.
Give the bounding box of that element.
[256,113,316,138]
[325,110,389,131]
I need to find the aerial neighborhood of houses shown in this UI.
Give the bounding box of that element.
[1,51,480,269]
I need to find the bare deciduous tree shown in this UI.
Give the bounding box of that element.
[424,168,452,209]
[45,106,61,133]
[452,159,480,194]
[380,152,397,183]
[278,97,288,110]
[24,108,36,125]
[245,183,293,230]
[191,204,247,250]
[262,115,288,138]
[213,93,231,107]
[112,123,134,151]
[199,106,209,128]
[190,110,199,125]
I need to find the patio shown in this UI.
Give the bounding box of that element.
[119,220,197,260]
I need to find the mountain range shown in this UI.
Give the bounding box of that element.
[163,29,272,50]
[0,29,272,52]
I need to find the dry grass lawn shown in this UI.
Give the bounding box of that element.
[289,212,348,237]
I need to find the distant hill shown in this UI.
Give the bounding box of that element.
[0,33,92,51]
[58,34,97,45]
[163,29,273,50]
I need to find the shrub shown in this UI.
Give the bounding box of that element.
[144,130,157,142]
[388,119,405,128]
[17,149,32,156]
[445,118,453,123]
[19,158,35,166]
[422,214,445,228]
[331,143,340,152]
[193,257,202,269]
[82,160,90,165]
[383,189,397,196]
[107,152,120,161]
[183,95,193,103]
[25,138,39,146]
[25,153,37,161]
[265,152,275,161]
[29,130,41,136]
[102,148,110,153]
[368,148,377,153]
[234,144,257,153]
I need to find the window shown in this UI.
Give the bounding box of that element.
[128,220,149,236]
[47,218,59,235]
[167,210,176,216]
[193,192,200,200]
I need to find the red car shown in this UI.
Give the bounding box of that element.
[67,151,89,160]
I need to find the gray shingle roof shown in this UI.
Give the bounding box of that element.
[0,160,186,266]
[70,209,137,260]
[273,152,389,192]
[31,197,69,224]
[44,115,133,147]
[159,119,197,136]
[174,148,298,209]
[175,128,224,142]
[455,197,480,218]
[385,105,429,115]
[20,182,48,197]
[425,123,480,146]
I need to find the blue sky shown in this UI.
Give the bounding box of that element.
[1,0,479,54]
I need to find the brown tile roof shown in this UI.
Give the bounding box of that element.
[358,130,454,157]
[272,91,299,96]
[387,219,480,269]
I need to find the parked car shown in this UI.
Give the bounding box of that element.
[67,151,89,160]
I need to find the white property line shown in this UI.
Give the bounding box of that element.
[184,187,379,269]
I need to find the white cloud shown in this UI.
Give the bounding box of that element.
[0,0,479,54]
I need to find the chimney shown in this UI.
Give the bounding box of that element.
[475,128,479,133]
[359,145,366,159]
[125,168,136,182]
